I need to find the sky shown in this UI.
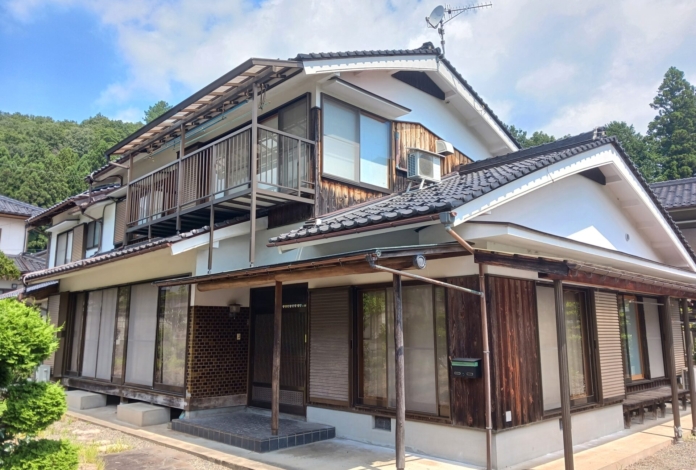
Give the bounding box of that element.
[0,0,695,137]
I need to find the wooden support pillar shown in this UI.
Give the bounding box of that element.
[662,297,682,442]
[681,299,696,436]
[554,280,574,470]
[479,263,492,470]
[271,280,282,436]
[392,273,405,470]
[249,83,258,267]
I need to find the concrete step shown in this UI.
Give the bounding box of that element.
[117,403,170,427]
[65,390,107,411]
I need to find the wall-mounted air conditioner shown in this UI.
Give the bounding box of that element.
[407,148,444,183]
[436,140,454,156]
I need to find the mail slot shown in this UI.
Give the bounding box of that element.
[451,358,482,378]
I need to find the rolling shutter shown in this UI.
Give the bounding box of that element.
[43,295,61,369]
[594,291,625,401]
[114,200,126,245]
[309,287,351,406]
[71,224,84,262]
[669,298,686,374]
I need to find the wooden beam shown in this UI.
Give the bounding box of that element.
[271,281,282,436]
[474,251,569,276]
[540,270,696,298]
[681,298,696,436]
[479,264,493,470]
[392,274,405,470]
[662,297,682,442]
[554,279,575,470]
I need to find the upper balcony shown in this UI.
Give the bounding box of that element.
[126,124,316,239]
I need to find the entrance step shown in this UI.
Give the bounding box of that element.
[172,411,335,453]
[66,390,107,411]
[117,403,170,427]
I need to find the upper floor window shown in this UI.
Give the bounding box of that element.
[86,219,102,250]
[323,97,391,190]
[55,229,74,266]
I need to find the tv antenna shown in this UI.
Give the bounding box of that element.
[425,3,492,56]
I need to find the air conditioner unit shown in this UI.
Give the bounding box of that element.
[436,140,454,156]
[407,148,443,183]
[35,365,51,382]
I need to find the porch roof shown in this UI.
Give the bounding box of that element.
[153,242,471,290]
[26,183,121,227]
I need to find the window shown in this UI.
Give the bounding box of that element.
[86,220,102,250]
[111,287,131,383]
[67,293,86,375]
[358,284,450,417]
[536,286,595,409]
[54,230,74,266]
[125,283,159,386]
[618,295,665,381]
[154,285,190,390]
[323,97,391,189]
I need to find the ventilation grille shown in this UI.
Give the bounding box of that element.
[374,416,391,431]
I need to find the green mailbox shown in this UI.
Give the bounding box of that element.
[451,358,482,379]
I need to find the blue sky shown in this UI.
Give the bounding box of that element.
[1,0,695,136]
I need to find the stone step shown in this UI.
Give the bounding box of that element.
[117,402,170,427]
[65,390,107,410]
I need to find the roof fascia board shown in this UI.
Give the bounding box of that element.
[302,56,439,75]
[461,222,696,284]
[46,219,80,233]
[170,217,268,255]
[447,144,696,271]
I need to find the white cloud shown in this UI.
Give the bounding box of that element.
[516,62,578,99]
[109,106,142,123]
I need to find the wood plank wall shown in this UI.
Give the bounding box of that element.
[394,121,472,176]
[446,275,542,430]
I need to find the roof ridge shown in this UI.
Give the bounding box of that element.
[650,176,696,187]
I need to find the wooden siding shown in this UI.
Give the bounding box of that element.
[593,291,626,402]
[317,178,386,216]
[394,122,472,175]
[114,200,126,245]
[308,287,351,405]
[71,224,85,262]
[669,298,686,373]
[267,202,313,229]
[487,276,543,429]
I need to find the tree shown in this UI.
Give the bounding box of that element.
[143,101,172,124]
[0,251,20,281]
[507,125,557,149]
[604,121,661,182]
[0,299,77,469]
[648,67,696,180]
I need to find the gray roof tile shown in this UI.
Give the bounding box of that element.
[0,195,42,218]
[650,177,696,209]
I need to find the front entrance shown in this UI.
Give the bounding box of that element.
[249,283,308,415]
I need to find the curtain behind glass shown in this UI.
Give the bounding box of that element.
[81,290,103,378]
[69,293,86,373]
[55,232,67,266]
[112,287,131,381]
[434,287,450,417]
[279,99,308,138]
[359,114,390,188]
[564,291,589,399]
[96,288,118,380]
[125,283,159,386]
[154,285,190,388]
[323,99,359,180]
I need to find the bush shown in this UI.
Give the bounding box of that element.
[1,439,78,470]
[2,382,66,438]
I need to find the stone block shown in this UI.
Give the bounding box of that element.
[117,403,170,427]
[65,390,107,410]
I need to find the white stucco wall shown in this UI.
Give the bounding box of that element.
[0,216,26,255]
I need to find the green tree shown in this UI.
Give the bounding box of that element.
[604,121,661,182]
[507,125,558,149]
[0,299,76,469]
[143,101,172,124]
[0,251,20,281]
[648,67,696,180]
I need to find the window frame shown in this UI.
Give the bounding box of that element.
[153,285,191,394]
[618,294,655,383]
[85,219,102,250]
[54,229,74,266]
[321,95,392,192]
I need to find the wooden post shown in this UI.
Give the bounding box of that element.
[124,153,133,246]
[249,83,258,267]
[392,273,406,470]
[271,280,282,435]
[663,297,682,442]
[478,263,492,470]
[176,123,186,233]
[681,298,696,436]
[554,280,574,470]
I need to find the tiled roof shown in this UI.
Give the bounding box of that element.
[650,177,696,210]
[8,251,47,273]
[26,184,120,226]
[268,131,696,265]
[0,195,42,218]
[0,280,59,301]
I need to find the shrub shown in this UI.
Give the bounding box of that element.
[1,439,78,470]
[2,382,67,438]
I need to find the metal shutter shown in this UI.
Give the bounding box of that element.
[669,298,686,374]
[114,200,126,245]
[309,287,350,406]
[43,294,61,369]
[71,225,84,262]
[594,291,625,401]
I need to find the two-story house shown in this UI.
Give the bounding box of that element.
[23,44,696,469]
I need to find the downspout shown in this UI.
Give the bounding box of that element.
[440,211,492,470]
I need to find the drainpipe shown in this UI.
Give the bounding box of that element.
[440,211,492,470]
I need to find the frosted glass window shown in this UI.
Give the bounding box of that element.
[125,283,159,386]
[537,286,561,410]
[96,288,118,380]
[643,298,665,378]
[323,99,359,181]
[359,114,390,188]
[112,287,131,381]
[154,286,190,388]
[55,230,73,266]
[360,290,388,405]
[81,290,103,378]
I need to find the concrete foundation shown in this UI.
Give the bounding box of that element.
[65,390,107,411]
[116,402,170,427]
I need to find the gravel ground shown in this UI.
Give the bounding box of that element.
[626,435,696,470]
[41,415,229,470]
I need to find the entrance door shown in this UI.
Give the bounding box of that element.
[249,283,308,415]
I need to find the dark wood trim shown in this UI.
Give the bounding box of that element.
[320,173,393,195]
[474,251,569,276]
[62,377,186,408]
[540,270,695,298]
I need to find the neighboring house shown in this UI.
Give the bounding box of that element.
[651,177,696,248]
[22,44,696,469]
[0,194,44,293]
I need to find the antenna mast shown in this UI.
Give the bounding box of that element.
[425,3,492,57]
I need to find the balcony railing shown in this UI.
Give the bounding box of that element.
[127,125,316,228]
